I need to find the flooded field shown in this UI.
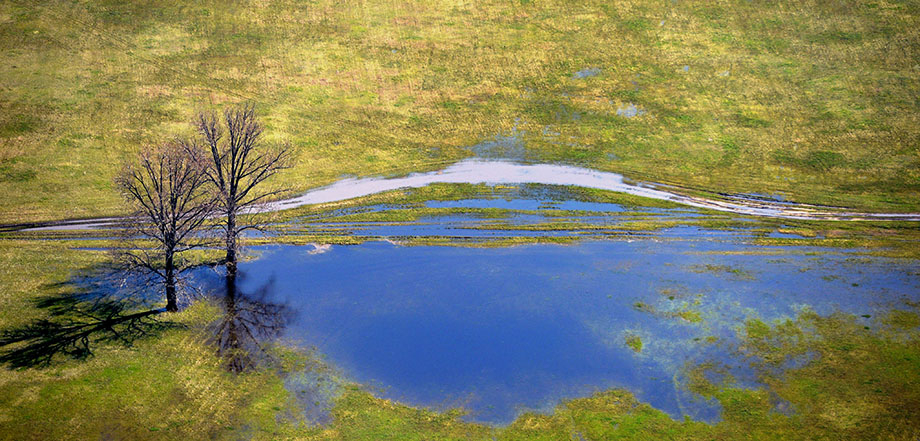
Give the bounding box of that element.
[262,159,920,221]
[188,198,920,424]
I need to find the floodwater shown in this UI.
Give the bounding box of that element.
[262,159,920,221]
[18,159,920,234]
[289,189,705,239]
[190,225,920,424]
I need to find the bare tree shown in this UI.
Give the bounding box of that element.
[116,141,214,312]
[196,104,290,276]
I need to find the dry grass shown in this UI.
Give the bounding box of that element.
[0,0,918,224]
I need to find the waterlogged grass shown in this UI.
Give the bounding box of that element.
[277,183,687,223]
[633,299,705,325]
[325,307,919,441]
[264,182,920,257]
[2,0,919,224]
[3,192,919,438]
[3,0,920,427]
[9,180,920,256]
[689,263,757,280]
[625,334,644,353]
[323,308,920,441]
[319,206,515,223]
[723,309,920,439]
[397,235,580,248]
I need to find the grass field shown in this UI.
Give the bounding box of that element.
[1,0,919,223]
[2,1,920,439]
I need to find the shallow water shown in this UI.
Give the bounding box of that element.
[616,103,646,118]
[190,232,919,425]
[573,67,601,79]
[19,160,920,234]
[262,159,920,221]
[293,193,706,239]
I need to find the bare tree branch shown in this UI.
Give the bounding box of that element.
[116,141,216,312]
[194,103,291,275]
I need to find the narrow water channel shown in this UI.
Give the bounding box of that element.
[16,159,920,233]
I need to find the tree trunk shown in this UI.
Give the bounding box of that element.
[165,251,178,312]
[223,271,244,372]
[226,209,237,276]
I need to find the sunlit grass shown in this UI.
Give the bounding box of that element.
[2,0,920,439]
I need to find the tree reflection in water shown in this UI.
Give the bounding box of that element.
[208,270,291,373]
[206,268,340,424]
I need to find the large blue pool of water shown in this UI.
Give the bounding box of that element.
[189,233,919,424]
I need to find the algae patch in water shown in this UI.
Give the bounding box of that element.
[625,334,643,353]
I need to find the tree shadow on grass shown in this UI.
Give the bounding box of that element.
[0,262,293,378]
[0,266,179,368]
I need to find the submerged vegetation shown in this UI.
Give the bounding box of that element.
[1,177,919,439]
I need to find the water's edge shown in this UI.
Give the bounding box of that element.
[263,159,920,220]
[15,159,920,232]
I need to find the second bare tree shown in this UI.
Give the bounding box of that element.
[195,104,290,276]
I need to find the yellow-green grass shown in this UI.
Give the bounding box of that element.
[2,1,920,434]
[0,240,312,439]
[2,0,919,224]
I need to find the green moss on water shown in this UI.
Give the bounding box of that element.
[689,263,756,281]
[400,235,580,248]
[625,335,643,353]
[320,207,515,223]
[676,310,703,324]
[729,309,920,440]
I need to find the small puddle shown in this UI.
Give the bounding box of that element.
[616,103,646,118]
[573,67,601,79]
